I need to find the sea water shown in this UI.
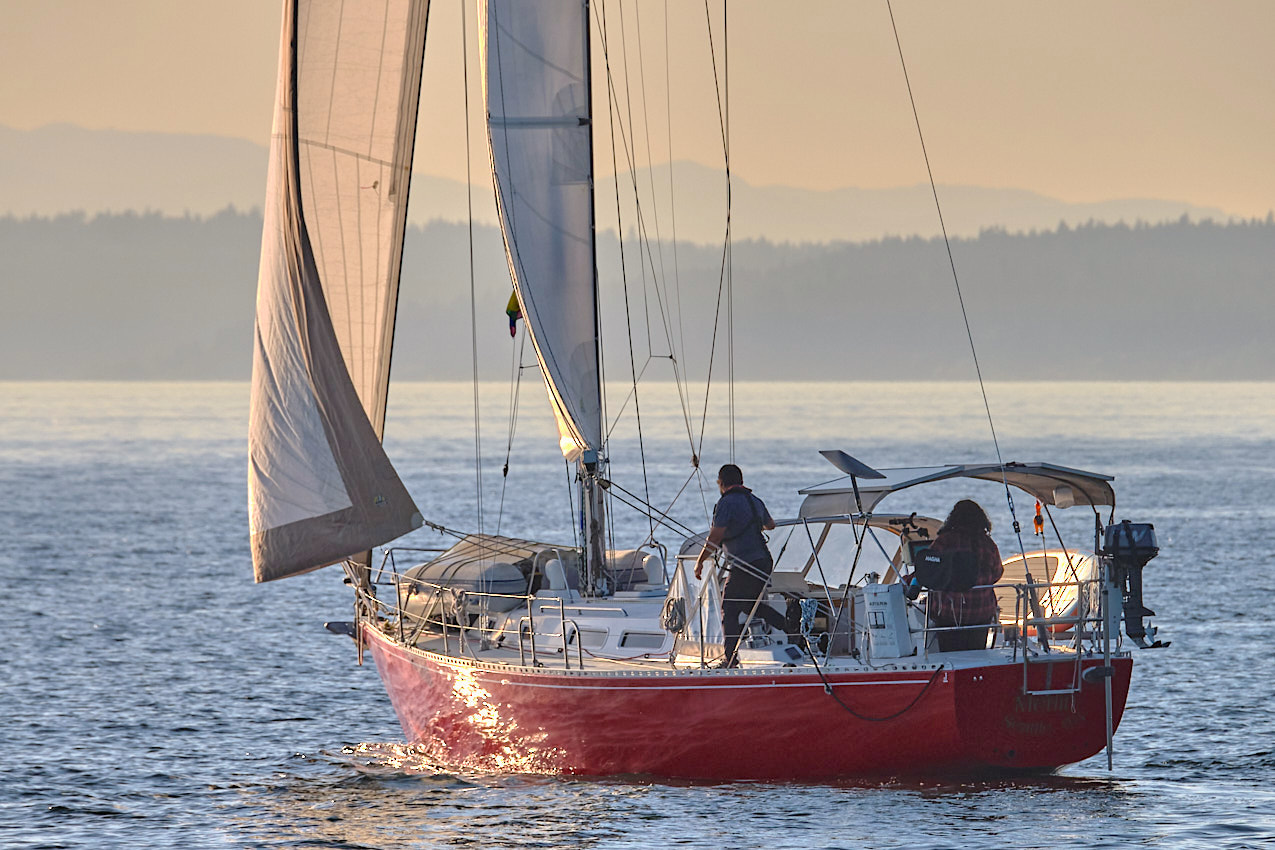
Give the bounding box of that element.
[1,380,1273,849]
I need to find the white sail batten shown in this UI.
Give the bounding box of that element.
[484,0,602,462]
[248,0,428,583]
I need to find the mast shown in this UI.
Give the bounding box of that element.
[580,0,607,595]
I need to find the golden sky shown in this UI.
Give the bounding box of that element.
[3,0,1272,216]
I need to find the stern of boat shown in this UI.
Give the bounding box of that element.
[951,653,1134,771]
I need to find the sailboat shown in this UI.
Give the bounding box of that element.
[249,0,1165,779]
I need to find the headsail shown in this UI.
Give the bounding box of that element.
[248,0,429,582]
[483,0,602,462]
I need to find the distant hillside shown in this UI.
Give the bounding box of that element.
[0,124,1239,243]
[605,162,1236,246]
[0,210,1271,381]
[0,124,267,219]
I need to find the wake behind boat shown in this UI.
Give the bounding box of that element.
[248,0,1166,780]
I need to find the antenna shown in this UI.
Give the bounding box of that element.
[819,450,885,515]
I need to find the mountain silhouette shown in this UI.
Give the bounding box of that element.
[0,124,1236,243]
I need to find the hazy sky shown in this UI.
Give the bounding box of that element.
[3,0,1272,217]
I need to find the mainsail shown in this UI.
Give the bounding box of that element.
[484,0,602,462]
[248,0,429,582]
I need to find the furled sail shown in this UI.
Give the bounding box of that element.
[484,0,602,462]
[248,0,429,582]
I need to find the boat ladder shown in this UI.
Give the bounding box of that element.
[1015,583,1087,697]
[1020,647,1084,697]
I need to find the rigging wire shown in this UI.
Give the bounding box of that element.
[487,0,547,537]
[591,1,699,462]
[414,520,573,563]
[605,357,654,439]
[1043,502,1082,585]
[633,2,673,356]
[885,0,1035,572]
[617,2,693,444]
[616,1,655,355]
[695,0,735,464]
[578,6,704,520]
[495,328,528,534]
[461,0,484,535]
[723,0,734,463]
[597,0,655,540]
[663,1,691,433]
[608,467,705,552]
[605,478,702,540]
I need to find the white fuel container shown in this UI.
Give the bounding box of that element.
[862,582,914,659]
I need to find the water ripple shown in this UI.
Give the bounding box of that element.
[2,382,1273,848]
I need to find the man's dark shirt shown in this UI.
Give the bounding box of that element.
[712,486,774,568]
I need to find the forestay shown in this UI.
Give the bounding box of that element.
[248,0,428,582]
[483,0,602,462]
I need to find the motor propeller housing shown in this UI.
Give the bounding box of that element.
[1103,520,1165,647]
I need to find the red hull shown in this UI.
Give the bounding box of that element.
[364,626,1132,780]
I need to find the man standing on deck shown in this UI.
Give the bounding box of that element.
[695,464,787,667]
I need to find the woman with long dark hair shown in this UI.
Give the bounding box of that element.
[925,499,1004,651]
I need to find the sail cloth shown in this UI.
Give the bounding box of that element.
[484,0,603,462]
[249,0,428,583]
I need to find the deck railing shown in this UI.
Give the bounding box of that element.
[350,546,1114,675]
[350,547,649,670]
[671,553,1112,670]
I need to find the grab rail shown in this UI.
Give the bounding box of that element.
[375,564,648,669]
[517,617,537,666]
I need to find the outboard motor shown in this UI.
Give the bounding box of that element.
[1102,520,1166,648]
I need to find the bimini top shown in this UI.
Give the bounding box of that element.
[797,461,1115,518]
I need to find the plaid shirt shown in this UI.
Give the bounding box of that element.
[925,528,1004,627]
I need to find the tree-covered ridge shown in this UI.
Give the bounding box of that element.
[1,210,1271,380]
